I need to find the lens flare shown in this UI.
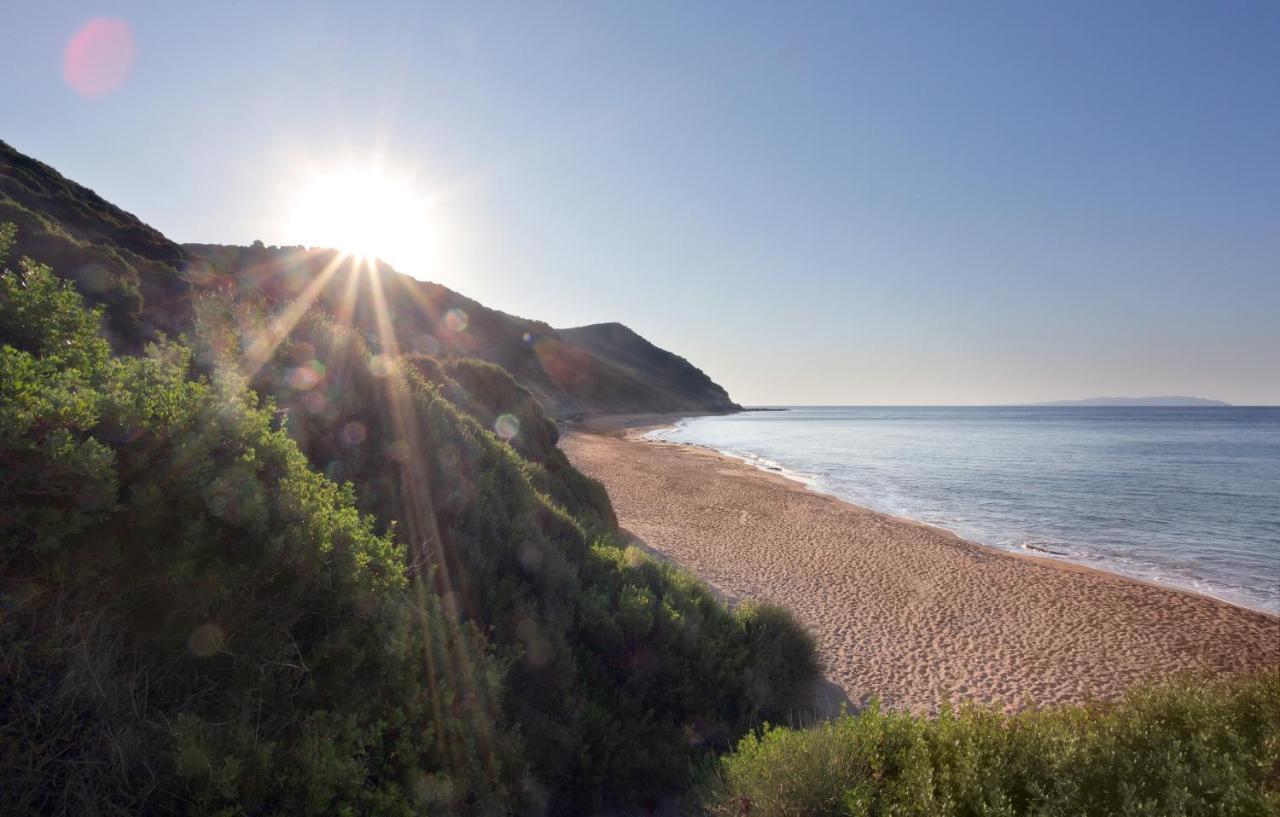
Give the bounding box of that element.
[287,363,322,390]
[187,623,226,657]
[533,336,595,396]
[341,421,368,445]
[494,413,520,441]
[445,308,468,333]
[303,391,327,414]
[414,333,441,356]
[369,354,391,377]
[64,18,136,98]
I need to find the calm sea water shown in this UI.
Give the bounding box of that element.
[647,407,1280,614]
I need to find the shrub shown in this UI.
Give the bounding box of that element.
[1,256,524,815]
[705,670,1280,817]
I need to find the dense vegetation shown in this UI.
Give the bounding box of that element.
[0,225,818,815]
[706,671,1280,816]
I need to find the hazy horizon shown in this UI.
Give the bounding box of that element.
[4,1,1277,405]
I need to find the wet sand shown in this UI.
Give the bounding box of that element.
[561,416,1280,714]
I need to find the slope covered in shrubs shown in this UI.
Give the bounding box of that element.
[192,288,820,811]
[0,242,522,815]
[558,322,738,413]
[0,142,190,346]
[0,225,819,815]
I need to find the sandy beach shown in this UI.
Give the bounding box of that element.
[562,416,1280,714]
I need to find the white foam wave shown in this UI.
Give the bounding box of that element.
[641,421,1278,615]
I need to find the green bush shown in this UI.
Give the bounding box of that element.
[1,255,524,815]
[2,227,822,815]
[188,291,821,811]
[424,355,616,530]
[705,670,1280,817]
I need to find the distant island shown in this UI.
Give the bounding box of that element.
[1030,396,1231,407]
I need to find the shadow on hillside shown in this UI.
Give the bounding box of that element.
[619,526,854,725]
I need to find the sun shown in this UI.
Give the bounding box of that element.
[286,166,433,273]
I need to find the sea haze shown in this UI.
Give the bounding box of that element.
[647,407,1280,614]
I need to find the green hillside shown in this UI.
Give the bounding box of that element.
[0,223,816,815]
[0,141,811,814]
[558,322,737,414]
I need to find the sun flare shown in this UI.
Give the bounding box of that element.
[286,166,433,273]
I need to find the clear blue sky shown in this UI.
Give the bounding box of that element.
[4,1,1277,404]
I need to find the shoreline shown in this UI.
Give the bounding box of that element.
[561,413,1279,714]
[632,414,1278,618]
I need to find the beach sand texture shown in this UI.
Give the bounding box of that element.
[561,420,1280,714]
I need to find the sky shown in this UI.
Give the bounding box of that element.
[3,1,1278,405]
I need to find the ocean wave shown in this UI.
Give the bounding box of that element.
[644,431,825,490]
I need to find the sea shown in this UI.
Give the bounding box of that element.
[646,407,1280,614]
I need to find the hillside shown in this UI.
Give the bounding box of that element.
[0,140,190,344]
[0,139,737,417]
[558,322,739,412]
[183,242,739,417]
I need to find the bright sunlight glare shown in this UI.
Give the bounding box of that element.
[286,167,434,274]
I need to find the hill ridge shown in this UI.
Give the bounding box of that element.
[1,138,738,417]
